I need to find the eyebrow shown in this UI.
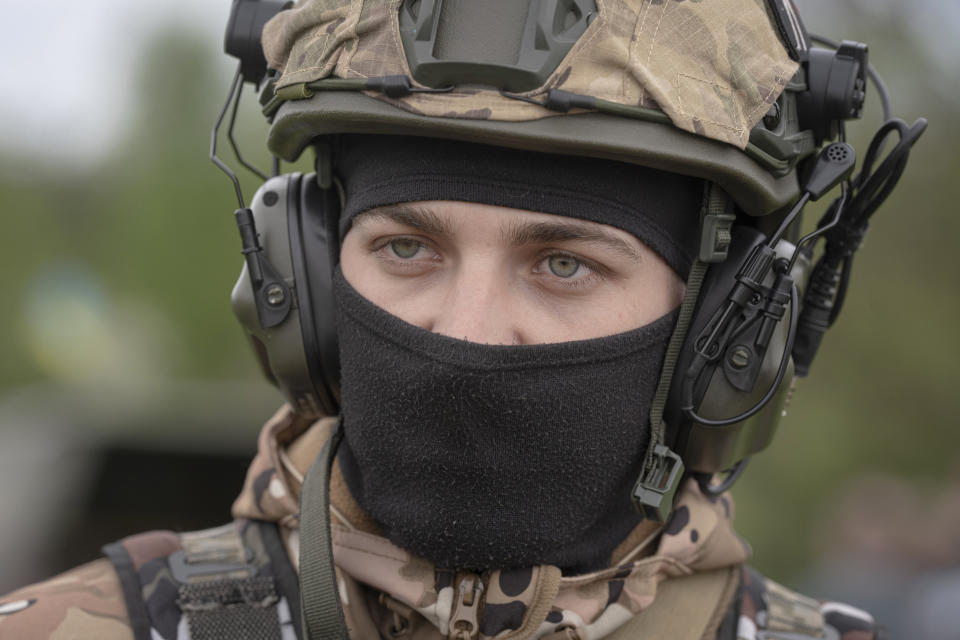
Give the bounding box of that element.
[352,204,452,236]
[504,219,644,263]
[353,204,643,263]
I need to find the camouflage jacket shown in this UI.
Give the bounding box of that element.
[0,406,885,639]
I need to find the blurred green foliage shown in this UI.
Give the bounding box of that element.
[1,32,277,388]
[1,5,958,586]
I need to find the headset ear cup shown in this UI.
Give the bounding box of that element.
[665,225,799,474]
[288,173,341,415]
[231,173,335,417]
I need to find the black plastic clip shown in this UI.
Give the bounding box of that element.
[169,550,256,584]
[633,445,685,523]
[235,208,293,329]
[499,89,596,113]
[699,206,737,263]
[541,90,596,113]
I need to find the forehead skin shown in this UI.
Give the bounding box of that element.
[340,201,684,345]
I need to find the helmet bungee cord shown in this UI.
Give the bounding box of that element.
[209,1,926,637]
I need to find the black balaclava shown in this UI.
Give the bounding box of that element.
[336,135,703,278]
[332,135,702,574]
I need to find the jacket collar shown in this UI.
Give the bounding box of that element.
[232,406,750,639]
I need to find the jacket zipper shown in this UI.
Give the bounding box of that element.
[448,573,485,640]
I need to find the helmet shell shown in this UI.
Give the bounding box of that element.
[261,0,809,215]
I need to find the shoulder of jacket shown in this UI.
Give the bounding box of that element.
[104,520,298,640]
[0,558,132,640]
[0,520,298,640]
[730,566,889,640]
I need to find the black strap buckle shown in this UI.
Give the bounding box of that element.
[633,445,685,523]
[169,549,257,584]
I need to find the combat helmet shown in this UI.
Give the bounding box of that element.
[217,0,925,522]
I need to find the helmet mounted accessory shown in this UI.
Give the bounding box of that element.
[216,0,340,417]
[798,40,868,145]
[397,0,597,92]
[225,0,294,85]
[636,37,925,519]
[790,35,928,377]
[650,142,856,506]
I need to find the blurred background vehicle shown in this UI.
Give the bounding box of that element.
[1,1,958,636]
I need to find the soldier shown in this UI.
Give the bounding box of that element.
[0,0,926,638]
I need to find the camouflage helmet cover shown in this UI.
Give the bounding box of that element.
[261,0,804,214]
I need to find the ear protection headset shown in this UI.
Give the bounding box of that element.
[230,163,341,418]
[215,0,926,522]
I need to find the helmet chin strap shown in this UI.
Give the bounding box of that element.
[632,182,725,523]
[298,418,351,640]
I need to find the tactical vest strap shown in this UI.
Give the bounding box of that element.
[103,521,299,640]
[173,524,283,640]
[102,537,157,640]
[298,417,351,639]
[179,576,283,640]
[170,523,257,583]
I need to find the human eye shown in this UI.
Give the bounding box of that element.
[532,251,605,289]
[371,236,440,272]
[545,254,583,278]
[387,237,426,259]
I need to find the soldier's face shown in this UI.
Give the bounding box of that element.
[340,201,684,344]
